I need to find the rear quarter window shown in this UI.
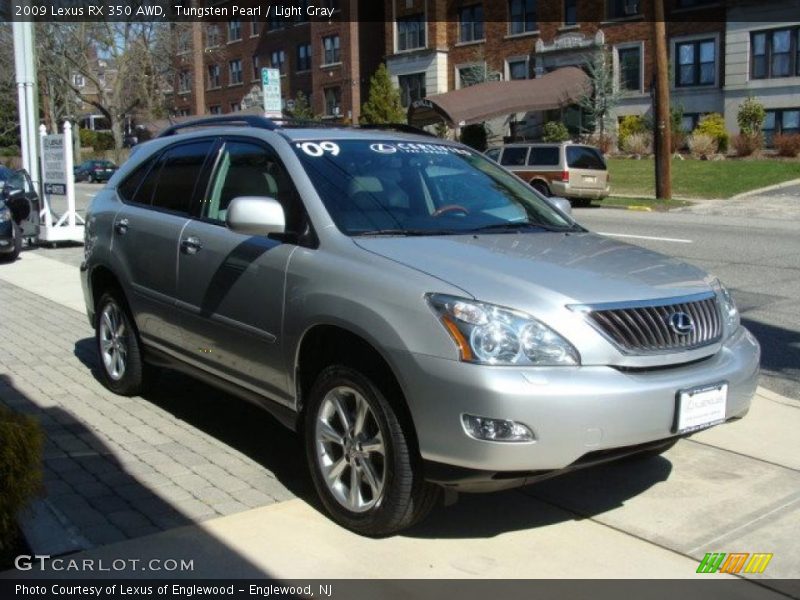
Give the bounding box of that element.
[566,146,606,170]
[528,147,560,166]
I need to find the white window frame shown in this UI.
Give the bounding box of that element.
[504,55,530,80]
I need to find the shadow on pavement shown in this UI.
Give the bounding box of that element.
[742,318,800,390]
[0,374,272,579]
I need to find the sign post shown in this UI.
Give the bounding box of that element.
[261,67,282,119]
[39,121,84,244]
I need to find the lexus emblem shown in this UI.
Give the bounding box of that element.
[668,312,695,336]
[369,143,397,154]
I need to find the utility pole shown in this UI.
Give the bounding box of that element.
[652,0,672,200]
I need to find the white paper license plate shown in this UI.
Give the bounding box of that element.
[675,383,727,433]
[583,176,597,183]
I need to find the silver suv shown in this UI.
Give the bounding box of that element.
[81,116,759,536]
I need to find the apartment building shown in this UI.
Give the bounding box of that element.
[384,0,771,139]
[172,0,385,122]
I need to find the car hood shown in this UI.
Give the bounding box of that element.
[354,232,711,310]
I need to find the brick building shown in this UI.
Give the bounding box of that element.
[171,0,386,123]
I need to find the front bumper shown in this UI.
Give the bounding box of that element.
[392,326,759,482]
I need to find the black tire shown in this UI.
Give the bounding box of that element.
[94,291,154,396]
[571,198,592,208]
[304,365,440,536]
[0,222,22,263]
[531,181,550,197]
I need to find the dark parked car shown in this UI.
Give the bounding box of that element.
[0,166,40,262]
[74,160,118,183]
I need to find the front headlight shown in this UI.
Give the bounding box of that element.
[426,294,580,366]
[711,278,740,337]
[0,207,10,223]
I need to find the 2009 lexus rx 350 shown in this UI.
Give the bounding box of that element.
[80,117,760,536]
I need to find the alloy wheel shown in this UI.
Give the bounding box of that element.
[99,301,128,381]
[315,386,386,513]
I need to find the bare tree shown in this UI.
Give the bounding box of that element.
[0,24,20,148]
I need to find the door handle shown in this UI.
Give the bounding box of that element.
[181,236,203,255]
[114,218,129,235]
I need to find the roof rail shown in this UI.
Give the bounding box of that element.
[157,115,279,138]
[358,123,435,137]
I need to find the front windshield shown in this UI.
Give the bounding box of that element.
[293,139,575,236]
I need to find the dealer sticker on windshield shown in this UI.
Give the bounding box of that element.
[674,383,728,434]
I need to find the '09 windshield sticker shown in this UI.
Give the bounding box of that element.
[296,141,340,157]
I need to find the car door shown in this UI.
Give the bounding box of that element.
[175,138,304,405]
[112,139,216,354]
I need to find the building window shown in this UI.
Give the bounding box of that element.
[676,38,716,87]
[564,0,577,25]
[751,28,800,80]
[72,74,85,88]
[267,16,284,31]
[206,24,221,48]
[230,102,241,112]
[617,45,642,91]
[297,43,312,72]
[397,15,426,51]
[229,59,243,85]
[177,30,190,53]
[251,17,260,37]
[209,105,222,115]
[271,50,286,74]
[681,113,701,132]
[207,64,220,89]
[509,0,537,35]
[323,35,340,65]
[764,108,800,145]
[228,20,241,42]
[507,58,529,80]
[607,0,641,19]
[252,56,260,81]
[178,70,191,93]
[398,73,426,107]
[324,87,341,116]
[457,63,486,88]
[459,4,484,43]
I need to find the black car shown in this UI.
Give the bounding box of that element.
[0,167,40,262]
[73,159,118,183]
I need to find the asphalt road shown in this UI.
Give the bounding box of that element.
[44,183,800,400]
[574,204,800,401]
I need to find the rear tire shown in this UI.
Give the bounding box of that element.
[0,222,22,263]
[304,365,439,536]
[531,181,550,197]
[95,291,154,396]
[571,198,592,208]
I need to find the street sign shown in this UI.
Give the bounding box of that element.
[261,67,282,118]
[42,135,67,186]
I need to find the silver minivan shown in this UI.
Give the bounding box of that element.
[81,117,759,536]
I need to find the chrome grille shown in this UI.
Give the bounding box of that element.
[581,294,722,354]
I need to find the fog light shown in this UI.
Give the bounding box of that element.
[461,414,534,442]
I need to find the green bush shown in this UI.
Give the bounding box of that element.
[542,121,570,143]
[694,113,729,154]
[0,405,43,551]
[618,115,648,150]
[737,96,766,136]
[78,129,115,151]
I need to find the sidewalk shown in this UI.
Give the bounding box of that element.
[1,251,798,587]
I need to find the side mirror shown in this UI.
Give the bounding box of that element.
[548,196,572,216]
[226,196,285,236]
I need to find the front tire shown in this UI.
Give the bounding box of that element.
[95,291,153,396]
[0,222,22,263]
[304,365,439,536]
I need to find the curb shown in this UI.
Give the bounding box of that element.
[728,177,800,200]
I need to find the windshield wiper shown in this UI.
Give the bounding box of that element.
[353,228,462,237]
[471,221,578,233]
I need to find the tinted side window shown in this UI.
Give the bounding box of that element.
[485,148,500,162]
[500,147,529,166]
[204,141,305,231]
[150,141,213,214]
[528,147,560,166]
[118,157,156,203]
[566,146,606,170]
